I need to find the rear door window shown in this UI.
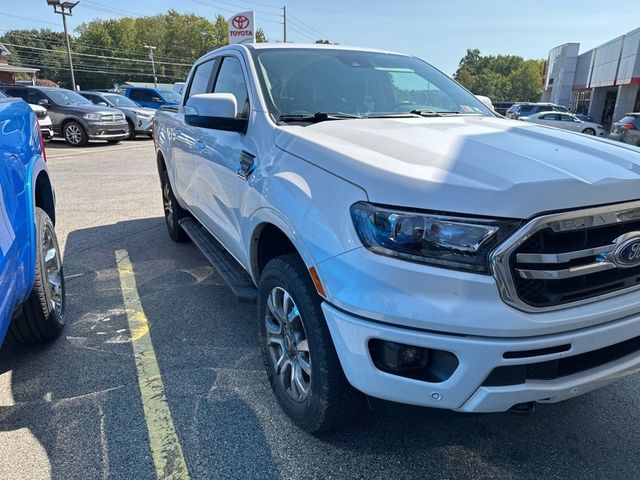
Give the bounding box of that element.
[129,89,154,101]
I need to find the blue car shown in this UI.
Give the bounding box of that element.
[122,86,181,109]
[0,95,65,345]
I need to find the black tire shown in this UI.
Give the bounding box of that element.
[63,120,88,147]
[8,208,65,345]
[258,254,365,433]
[126,119,136,140]
[582,128,596,136]
[160,168,189,242]
[107,139,121,144]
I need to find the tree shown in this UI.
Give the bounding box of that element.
[0,10,267,90]
[454,49,544,102]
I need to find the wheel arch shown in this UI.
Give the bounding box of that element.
[34,171,55,225]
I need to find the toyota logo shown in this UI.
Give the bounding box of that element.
[611,233,640,268]
[232,15,250,29]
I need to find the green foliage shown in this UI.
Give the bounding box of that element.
[0,11,269,90]
[453,49,545,102]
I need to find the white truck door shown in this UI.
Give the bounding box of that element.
[189,54,254,264]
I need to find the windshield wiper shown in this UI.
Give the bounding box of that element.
[409,109,460,117]
[278,112,361,124]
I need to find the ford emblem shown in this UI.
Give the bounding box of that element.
[612,233,640,268]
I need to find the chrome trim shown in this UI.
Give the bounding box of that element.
[516,245,614,264]
[491,199,640,313]
[517,261,615,280]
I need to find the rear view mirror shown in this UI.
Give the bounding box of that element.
[184,93,247,133]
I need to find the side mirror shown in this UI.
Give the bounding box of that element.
[97,101,108,107]
[151,96,162,103]
[184,93,247,133]
[38,99,49,107]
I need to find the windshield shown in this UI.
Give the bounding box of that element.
[158,89,181,102]
[46,89,92,106]
[104,93,138,107]
[251,48,493,119]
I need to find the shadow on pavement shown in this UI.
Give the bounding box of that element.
[0,216,639,479]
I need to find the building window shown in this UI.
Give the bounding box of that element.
[575,90,591,115]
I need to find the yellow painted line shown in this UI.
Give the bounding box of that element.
[115,249,190,480]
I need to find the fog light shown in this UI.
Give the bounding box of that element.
[371,340,429,372]
[368,339,460,383]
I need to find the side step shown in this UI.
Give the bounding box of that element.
[179,218,257,302]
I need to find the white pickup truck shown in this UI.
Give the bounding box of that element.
[154,43,640,432]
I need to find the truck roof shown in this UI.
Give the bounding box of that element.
[231,42,409,57]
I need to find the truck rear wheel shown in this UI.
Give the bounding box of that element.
[8,208,65,345]
[258,254,365,433]
[160,169,189,242]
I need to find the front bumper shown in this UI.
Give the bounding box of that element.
[323,302,640,412]
[85,121,129,140]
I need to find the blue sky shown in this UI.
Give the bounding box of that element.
[2,0,638,75]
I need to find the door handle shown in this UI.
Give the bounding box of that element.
[237,151,256,179]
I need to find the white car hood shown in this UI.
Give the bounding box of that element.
[274,116,640,219]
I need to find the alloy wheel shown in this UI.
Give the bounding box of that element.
[42,225,64,317]
[265,287,311,402]
[162,180,174,226]
[65,124,82,145]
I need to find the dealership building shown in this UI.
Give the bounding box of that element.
[542,27,640,127]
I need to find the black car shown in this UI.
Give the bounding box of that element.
[0,85,129,146]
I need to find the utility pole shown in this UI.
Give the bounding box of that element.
[282,6,287,43]
[144,45,157,87]
[46,0,79,90]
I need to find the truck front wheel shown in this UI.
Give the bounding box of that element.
[8,208,65,345]
[258,254,365,433]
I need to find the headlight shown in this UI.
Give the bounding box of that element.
[350,202,521,273]
[83,113,101,120]
[137,112,153,119]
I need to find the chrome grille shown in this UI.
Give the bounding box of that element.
[492,200,640,312]
[100,113,125,123]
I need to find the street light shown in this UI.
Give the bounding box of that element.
[45,0,79,90]
[144,45,157,87]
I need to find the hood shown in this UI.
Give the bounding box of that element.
[274,116,640,219]
[53,103,123,116]
[28,103,46,113]
[116,106,155,116]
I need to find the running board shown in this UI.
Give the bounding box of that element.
[179,218,257,302]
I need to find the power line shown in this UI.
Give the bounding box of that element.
[0,13,59,27]
[3,43,193,67]
[288,13,330,41]
[1,30,193,63]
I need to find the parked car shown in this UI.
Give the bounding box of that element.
[0,89,52,140]
[520,111,606,136]
[574,114,594,123]
[122,86,181,109]
[505,102,569,119]
[493,101,515,116]
[609,114,640,146]
[0,85,129,147]
[0,96,65,345]
[155,43,640,433]
[79,91,155,139]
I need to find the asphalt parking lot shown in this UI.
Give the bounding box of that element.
[1,139,640,480]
